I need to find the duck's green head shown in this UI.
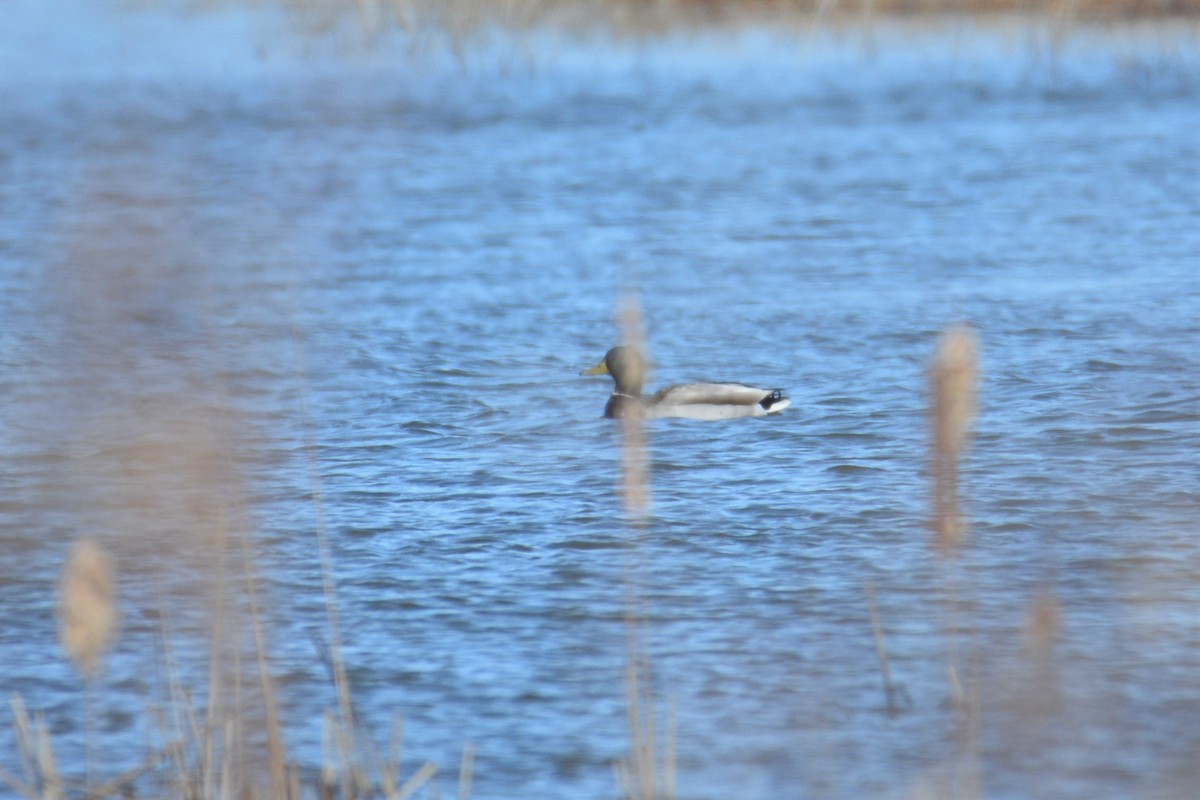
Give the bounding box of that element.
[581,345,646,395]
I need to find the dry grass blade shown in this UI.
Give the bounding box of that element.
[289,763,301,799]
[929,323,979,552]
[35,711,62,800]
[395,761,438,800]
[613,760,632,799]
[620,620,676,800]
[9,696,37,787]
[458,741,475,800]
[321,710,338,799]
[57,539,118,679]
[2,698,40,799]
[623,652,654,800]
[866,579,902,715]
[663,699,676,800]
[221,718,235,800]
[89,734,188,797]
[0,763,37,800]
[379,734,399,798]
[291,326,361,781]
[389,712,404,789]
[245,566,287,799]
[203,549,226,800]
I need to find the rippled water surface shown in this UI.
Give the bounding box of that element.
[2,3,1199,797]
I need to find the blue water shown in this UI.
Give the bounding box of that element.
[1,3,1199,798]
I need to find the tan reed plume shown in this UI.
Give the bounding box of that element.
[57,538,118,679]
[929,323,978,552]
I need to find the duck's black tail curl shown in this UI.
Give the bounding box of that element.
[760,389,787,410]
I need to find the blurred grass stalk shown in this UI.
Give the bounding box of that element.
[927,323,981,797]
[614,296,675,800]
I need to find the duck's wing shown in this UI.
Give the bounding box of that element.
[652,382,771,406]
[647,383,790,420]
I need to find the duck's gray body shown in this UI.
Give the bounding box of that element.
[582,346,790,421]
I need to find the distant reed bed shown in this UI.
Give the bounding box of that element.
[259,0,1200,23]
[242,0,1200,41]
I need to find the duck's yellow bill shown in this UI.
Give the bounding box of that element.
[580,359,610,376]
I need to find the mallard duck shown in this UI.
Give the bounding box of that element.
[581,346,790,420]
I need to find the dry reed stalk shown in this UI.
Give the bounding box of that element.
[389,712,404,790]
[937,594,983,799]
[928,323,978,552]
[57,539,118,679]
[321,710,338,800]
[290,335,446,796]
[395,761,438,799]
[926,324,983,797]
[958,651,983,798]
[618,297,649,522]
[157,592,212,800]
[2,700,63,800]
[5,696,44,799]
[241,539,288,799]
[89,737,186,799]
[611,294,675,800]
[0,764,35,800]
[291,325,381,796]
[622,650,654,800]
[289,763,302,798]
[34,713,62,800]
[458,741,475,800]
[203,538,227,800]
[617,296,651,800]
[865,579,904,715]
[662,698,676,800]
[378,733,399,798]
